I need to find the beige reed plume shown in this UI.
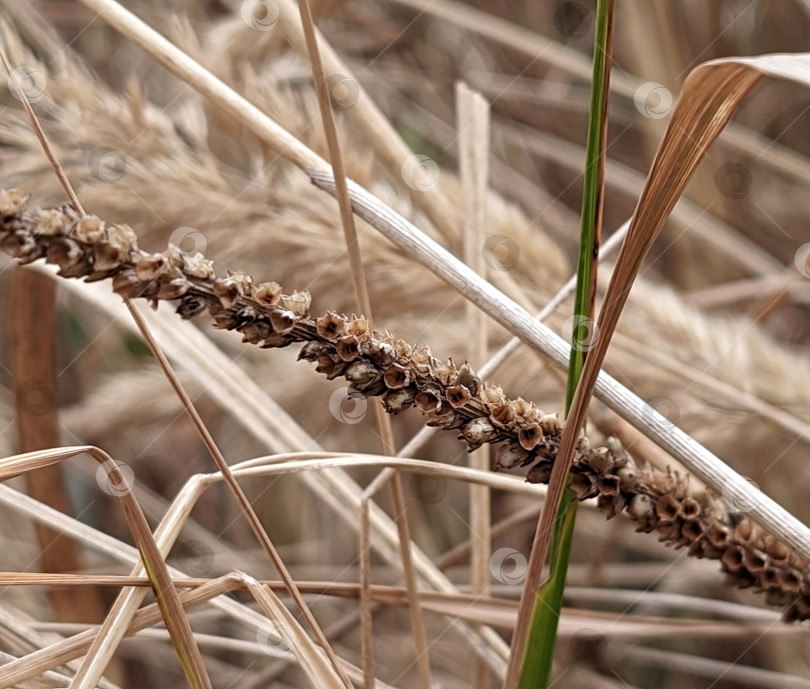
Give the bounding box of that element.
[2,188,808,623]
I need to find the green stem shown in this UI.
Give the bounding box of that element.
[517,1,614,686]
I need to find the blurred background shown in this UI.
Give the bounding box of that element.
[1,0,810,686]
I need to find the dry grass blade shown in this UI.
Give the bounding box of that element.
[126,301,353,689]
[0,447,212,689]
[31,262,510,675]
[274,0,461,238]
[0,575,242,688]
[457,79,493,689]
[548,55,810,634]
[240,572,346,689]
[297,2,430,684]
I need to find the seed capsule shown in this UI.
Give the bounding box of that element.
[495,442,530,469]
[462,417,498,450]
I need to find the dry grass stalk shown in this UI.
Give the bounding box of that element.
[297,0,431,683]
[0,446,213,689]
[0,38,353,688]
[3,190,810,626]
[457,79,493,689]
[40,260,512,676]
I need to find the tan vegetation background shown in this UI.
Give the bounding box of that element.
[1,0,810,687]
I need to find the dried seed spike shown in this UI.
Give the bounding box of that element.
[446,384,471,408]
[270,310,297,334]
[383,363,411,390]
[9,190,810,623]
[655,494,681,522]
[517,423,543,451]
[0,188,29,217]
[283,289,311,316]
[316,312,345,340]
[254,281,282,306]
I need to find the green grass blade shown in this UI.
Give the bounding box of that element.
[517,1,614,687]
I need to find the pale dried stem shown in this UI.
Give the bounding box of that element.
[397,220,630,460]
[457,80,492,689]
[297,1,429,683]
[0,447,212,689]
[274,0,462,239]
[309,171,810,568]
[126,301,354,689]
[44,265,511,676]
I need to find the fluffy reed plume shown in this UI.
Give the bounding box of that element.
[2,188,808,622]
